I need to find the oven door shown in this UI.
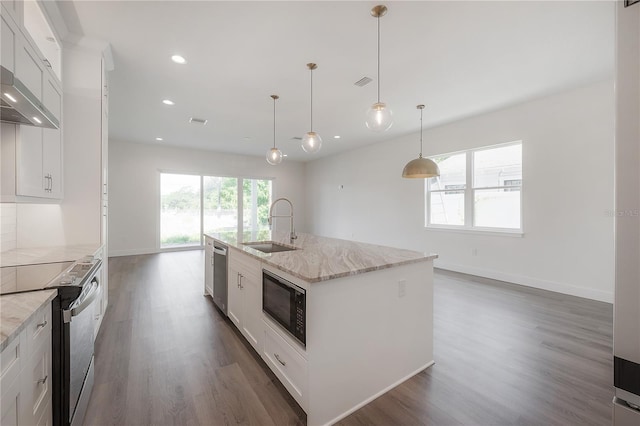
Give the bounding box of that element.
[65,274,100,424]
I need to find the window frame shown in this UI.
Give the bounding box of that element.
[158,170,274,250]
[425,141,523,235]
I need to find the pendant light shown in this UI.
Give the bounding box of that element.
[402,105,440,178]
[266,95,283,165]
[301,63,322,153]
[366,5,393,132]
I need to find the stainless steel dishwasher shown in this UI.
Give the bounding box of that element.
[213,243,228,315]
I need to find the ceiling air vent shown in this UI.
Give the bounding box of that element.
[354,76,373,87]
[189,117,208,125]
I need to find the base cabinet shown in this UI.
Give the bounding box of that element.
[263,322,308,410]
[227,250,262,353]
[204,237,214,296]
[0,302,52,426]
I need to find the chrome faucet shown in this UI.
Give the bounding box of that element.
[268,198,297,242]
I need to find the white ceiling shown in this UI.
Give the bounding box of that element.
[59,0,614,162]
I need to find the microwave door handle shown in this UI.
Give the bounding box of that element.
[63,278,100,323]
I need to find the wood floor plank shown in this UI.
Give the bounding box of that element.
[84,251,613,426]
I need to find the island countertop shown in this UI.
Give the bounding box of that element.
[205,231,437,283]
[0,289,57,351]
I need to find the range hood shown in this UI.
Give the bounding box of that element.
[0,66,59,129]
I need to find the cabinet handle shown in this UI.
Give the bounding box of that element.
[37,375,48,385]
[36,320,47,329]
[237,272,240,288]
[239,274,244,290]
[43,59,52,68]
[49,176,53,192]
[274,353,286,367]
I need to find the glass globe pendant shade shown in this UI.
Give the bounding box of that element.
[266,147,283,165]
[365,102,393,132]
[301,131,322,153]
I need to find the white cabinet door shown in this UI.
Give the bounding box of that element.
[1,12,17,73]
[42,76,61,120]
[41,127,61,199]
[204,238,214,296]
[15,34,43,100]
[240,271,262,351]
[15,125,43,197]
[228,250,263,353]
[227,264,242,329]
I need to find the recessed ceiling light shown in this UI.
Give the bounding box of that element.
[32,117,42,124]
[283,154,288,157]
[333,135,341,139]
[155,137,163,141]
[4,93,17,103]
[242,137,252,141]
[162,99,175,106]
[171,55,186,64]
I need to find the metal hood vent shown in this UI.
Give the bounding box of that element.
[0,66,59,129]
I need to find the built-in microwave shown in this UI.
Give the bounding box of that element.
[262,270,306,346]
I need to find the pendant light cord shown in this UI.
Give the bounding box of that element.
[273,97,277,149]
[419,107,424,158]
[377,15,381,104]
[310,67,314,131]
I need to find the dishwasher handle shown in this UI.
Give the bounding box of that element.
[213,246,227,256]
[63,277,100,323]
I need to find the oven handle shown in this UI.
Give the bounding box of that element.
[63,277,100,323]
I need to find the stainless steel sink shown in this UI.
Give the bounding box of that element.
[242,241,298,253]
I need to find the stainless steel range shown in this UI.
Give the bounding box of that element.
[1,255,103,426]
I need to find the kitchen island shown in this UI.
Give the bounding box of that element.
[204,231,437,426]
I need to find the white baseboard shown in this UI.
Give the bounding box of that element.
[435,261,614,303]
[321,361,435,426]
[108,248,158,257]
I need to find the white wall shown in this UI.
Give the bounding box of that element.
[108,140,307,256]
[613,1,640,367]
[305,80,615,302]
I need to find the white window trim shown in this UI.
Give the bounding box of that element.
[424,141,523,235]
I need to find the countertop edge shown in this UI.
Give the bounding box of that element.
[0,289,57,352]
[212,234,438,283]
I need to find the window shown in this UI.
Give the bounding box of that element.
[160,173,272,249]
[425,142,522,233]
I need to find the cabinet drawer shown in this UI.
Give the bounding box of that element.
[26,304,51,354]
[27,339,50,422]
[263,323,307,409]
[0,331,25,393]
[35,400,51,426]
[0,375,22,426]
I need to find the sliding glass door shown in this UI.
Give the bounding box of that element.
[160,173,272,249]
[160,173,202,248]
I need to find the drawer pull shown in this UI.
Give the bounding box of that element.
[274,353,286,367]
[37,376,48,385]
[36,320,47,329]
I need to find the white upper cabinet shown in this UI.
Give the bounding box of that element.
[1,12,17,72]
[23,0,61,81]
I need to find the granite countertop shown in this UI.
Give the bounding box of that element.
[0,244,102,268]
[205,231,437,283]
[0,289,57,351]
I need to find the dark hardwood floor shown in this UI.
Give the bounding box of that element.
[84,251,613,426]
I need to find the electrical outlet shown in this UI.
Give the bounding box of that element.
[398,280,406,298]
